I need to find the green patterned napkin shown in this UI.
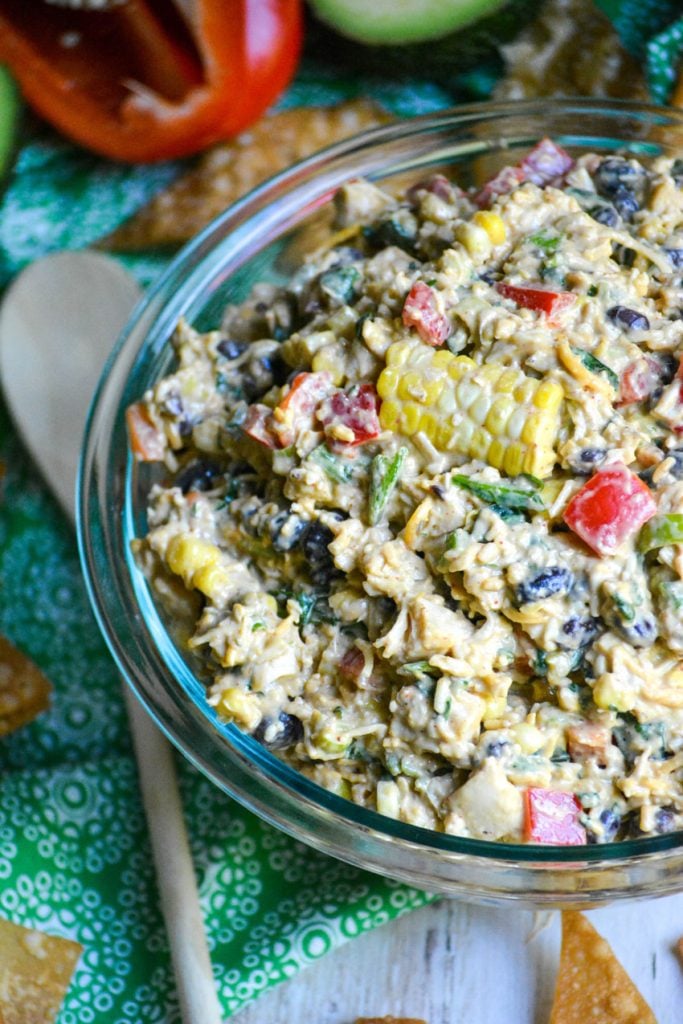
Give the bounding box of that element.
[0,71,450,1024]
[595,0,683,103]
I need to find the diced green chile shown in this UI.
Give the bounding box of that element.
[369,447,408,525]
[319,265,361,305]
[639,513,683,553]
[309,444,353,483]
[570,346,619,389]
[452,474,545,512]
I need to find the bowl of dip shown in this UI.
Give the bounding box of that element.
[78,98,683,905]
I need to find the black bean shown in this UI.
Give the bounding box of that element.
[254,712,303,749]
[671,158,683,186]
[486,740,509,758]
[319,265,361,306]
[175,459,222,494]
[665,248,683,269]
[612,187,639,221]
[655,807,676,833]
[479,271,501,285]
[607,305,650,331]
[612,244,636,267]
[430,484,446,500]
[217,338,248,360]
[599,808,621,841]
[589,203,619,227]
[561,615,602,648]
[301,521,337,586]
[608,611,657,648]
[516,567,573,606]
[594,157,646,198]
[269,510,306,552]
[258,352,289,387]
[569,447,608,474]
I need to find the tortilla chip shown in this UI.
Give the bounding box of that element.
[0,635,51,737]
[0,917,82,1024]
[550,911,656,1024]
[103,99,392,251]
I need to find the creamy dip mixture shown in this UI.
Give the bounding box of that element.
[129,141,683,845]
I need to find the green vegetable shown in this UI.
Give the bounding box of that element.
[319,265,361,305]
[639,513,683,553]
[529,231,562,252]
[611,593,635,623]
[369,446,408,525]
[308,0,507,45]
[452,474,545,511]
[310,444,353,483]
[570,346,619,390]
[0,68,20,185]
[363,217,416,255]
[398,660,439,678]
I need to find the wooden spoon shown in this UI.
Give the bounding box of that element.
[0,251,223,1024]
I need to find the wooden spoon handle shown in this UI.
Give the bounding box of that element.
[124,690,223,1024]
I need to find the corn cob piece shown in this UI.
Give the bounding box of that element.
[377,341,564,478]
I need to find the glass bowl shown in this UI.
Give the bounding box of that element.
[78,98,683,907]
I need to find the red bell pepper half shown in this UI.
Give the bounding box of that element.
[524,788,586,845]
[0,0,302,162]
[496,282,576,323]
[617,356,667,406]
[563,463,657,557]
[319,383,381,447]
[402,281,451,347]
[242,403,278,449]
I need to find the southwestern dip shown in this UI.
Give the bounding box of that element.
[129,140,683,846]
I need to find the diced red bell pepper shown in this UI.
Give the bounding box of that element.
[242,404,278,449]
[617,357,665,406]
[407,173,459,205]
[474,166,526,208]
[126,402,165,462]
[319,383,381,447]
[402,282,451,347]
[475,139,574,207]
[496,282,576,323]
[518,138,574,186]
[563,463,657,557]
[524,788,586,845]
[272,371,332,447]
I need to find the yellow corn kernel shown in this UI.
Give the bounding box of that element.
[448,356,475,381]
[311,345,345,386]
[486,396,514,435]
[533,378,563,412]
[166,535,218,578]
[488,437,506,470]
[377,367,399,399]
[401,402,422,434]
[218,687,262,730]
[469,393,492,426]
[398,371,426,401]
[192,563,231,602]
[503,442,526,477]
[432,348,455,369]
[386,342,411,367]
[455,221,492,261]
[470,426,491,460]
[497,368,519,394]
[417,410,438,440]
[592,674,636,712]
[376,779,400,818]
[521,411,546,446]
[473,210,506,246]
[379,399,401,431]
[512,723,545,754]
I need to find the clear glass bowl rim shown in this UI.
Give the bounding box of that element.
[78,98,683,897]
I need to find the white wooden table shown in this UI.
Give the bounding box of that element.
[233,893,683,1022]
